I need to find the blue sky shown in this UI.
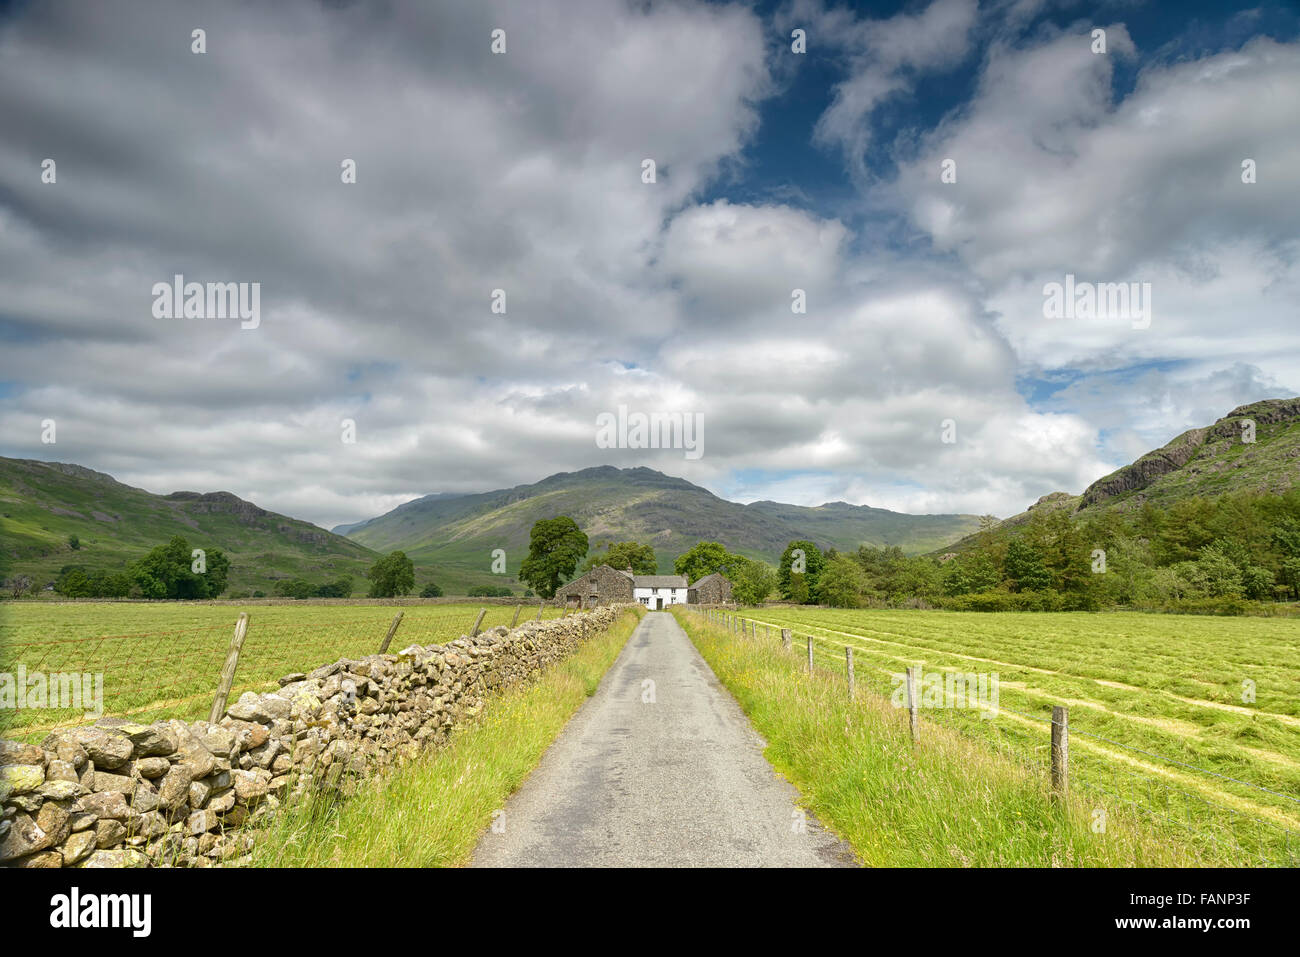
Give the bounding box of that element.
[1,0,1298,528]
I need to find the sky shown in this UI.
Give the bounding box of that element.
[1,0,1298,530]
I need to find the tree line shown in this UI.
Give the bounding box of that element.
[770,489,1300,614]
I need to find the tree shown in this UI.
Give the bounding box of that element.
[729,557,777,605]
[1241,565,1275,600]
[129,536,229,599]
[67,534,80,550]
[55,567,92,598]
[815,554,865,608]
[420,582,443,598]
[1003,539,1051,592]
[86,570,131,598]
[1280,557,1300,600]
[201,548,231,597]
[367,551,415,598]
[673,541,735,583]
[275,578,316,599]
[941,553,999,597]
[583,541,657,574]
[777,540,824,601]
[519,517,588,599]
[314,576,354,598]
[8,574,32,599]
[1187,544,1244,598]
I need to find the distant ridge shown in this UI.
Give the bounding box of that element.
[0,456,377,591]
[337,465,985,574]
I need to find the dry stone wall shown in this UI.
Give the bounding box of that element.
[0,606,624,868]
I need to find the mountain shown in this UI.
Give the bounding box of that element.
[1077,397,1300,510]
[944,397,1300,549]
[337,465,984,579]
[0,457,379,592]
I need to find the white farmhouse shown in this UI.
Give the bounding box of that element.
[631,574,689,610]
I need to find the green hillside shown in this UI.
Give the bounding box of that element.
[1077,397,1300,511]
[0,457,379,594]
[339,465,984,578]
[940,396,1300,555]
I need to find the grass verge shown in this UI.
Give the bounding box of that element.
[674,608,1198,867]
[244,606,643,867]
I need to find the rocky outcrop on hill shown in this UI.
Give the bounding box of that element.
[0,606,625,868]
[1079,398,1300,509]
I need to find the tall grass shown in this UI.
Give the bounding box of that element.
[733,606,1300,850]
[675,609,1198,867]
[244,607,642,867]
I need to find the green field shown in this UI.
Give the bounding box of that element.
[729,607,1300,864]
[0,601,565,740]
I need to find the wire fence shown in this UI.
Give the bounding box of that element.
[691,605,1300,868]
[0,602,566,740]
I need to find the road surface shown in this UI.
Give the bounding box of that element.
[471,610,856,867]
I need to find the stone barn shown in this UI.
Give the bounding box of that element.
[556,565,734,609]
[555,565,634,608]
[687,572,733,605]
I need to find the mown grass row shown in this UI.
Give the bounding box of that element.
[741,607,1300,840]
[0,601,567,738]
[676,608,1216,867]
[243,606,643,867]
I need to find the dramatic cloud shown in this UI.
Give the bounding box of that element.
[0,0,1296,528]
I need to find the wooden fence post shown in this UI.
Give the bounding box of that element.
[781,628,792,651]
[846,647,855,697]
[378,611,404,653]
[511,605,522,627]
[1051,706,1069,799]
[536,601,544,620]
[209,613,250,724]
[806,635,814,674]
[470,608,488,637]
[906,666,919,744]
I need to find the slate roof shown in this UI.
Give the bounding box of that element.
[632,574,689,588]
[689,572,727,587]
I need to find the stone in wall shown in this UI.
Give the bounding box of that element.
[0,606,624,868]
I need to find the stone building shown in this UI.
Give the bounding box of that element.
[555,564,634,608]
[555,565,731,609]
[687,572,733,605]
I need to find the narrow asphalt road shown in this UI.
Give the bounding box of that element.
[471,611,857,867]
